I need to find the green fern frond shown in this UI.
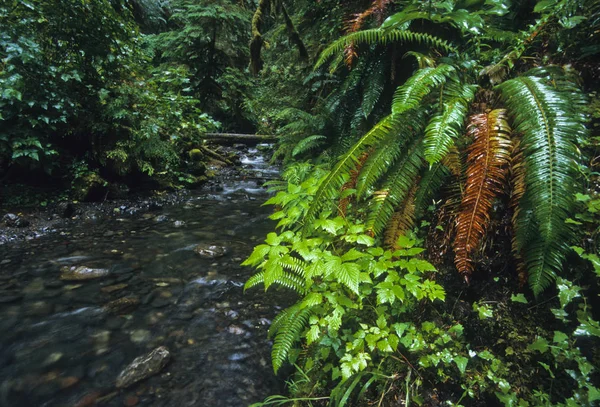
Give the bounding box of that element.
[413,163,451,219]
[497,76,587,296]
[391,64,456,115]
[315,29,456,71]
[356,109,428,198]
[244,270,266,291]
[423,87,475,165]
[292,135,327,157]
[303,114,401,233]
[359,61,386,119]
[366,137,424,235]
[270,304,312,373]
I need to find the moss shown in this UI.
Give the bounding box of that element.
[188,148,204,161]
[72,173,108,202]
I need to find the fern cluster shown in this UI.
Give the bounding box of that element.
[305,10,590,296]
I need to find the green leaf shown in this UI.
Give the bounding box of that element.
[528,337,549,353]
[510,293,528,304]
[454,356,468,375]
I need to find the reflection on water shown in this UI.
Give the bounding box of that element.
[0,146,287,406]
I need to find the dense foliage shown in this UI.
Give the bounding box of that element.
[2,0,600,405]
[243,0,600,406]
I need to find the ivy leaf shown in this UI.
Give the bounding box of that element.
[528,337,549,353]
[510,293,528,304]
[454,356,468,375]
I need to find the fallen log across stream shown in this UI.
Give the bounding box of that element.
[204,133,278,143]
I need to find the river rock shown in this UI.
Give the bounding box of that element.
[193,244,226,258]
[60,266,110,281]
[0,291,23,303]
[103,297,140,315]
[115,346,171,389]
[3,213,30,227]
[100,283,128,294]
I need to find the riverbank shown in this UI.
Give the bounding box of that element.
[0,145,288,406]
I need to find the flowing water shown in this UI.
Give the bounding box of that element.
[0,146,285,407]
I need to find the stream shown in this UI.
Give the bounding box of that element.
[0,146,284,406]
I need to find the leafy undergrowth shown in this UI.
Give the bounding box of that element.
[245,163,600,407]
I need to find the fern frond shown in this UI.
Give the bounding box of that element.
[303,114,401,233]
[384,183,418,249]
[343,0,392,66]
[391,64,456,115]
[497,76,587,296]
[244,270,266,291]
[509,140,529,287]
[413,162,451,219]
[365,137,424,235]
[339,151,370,216]
[292,135,327,157]
[356,109,428,198]
[453,110,512,281]
[315,29,456,71]
[423,87,475,165]
[270,304,312,373]
[359,61,386,119]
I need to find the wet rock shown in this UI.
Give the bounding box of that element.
[115,346,171,389]
[174,312,193,321]
[124,395,140,407]
[130,329,151,344]
[1,259,11,265]
[43,352,64,367]
[57,202,77,218]
[104,297,140,315]
[173,220,186,228]
[154,215,169,223]
[103,230,115,237]
[23,277,45,295]
[60,266,110,281]
[100,283,128,294]
[106,316,126,330]
[151,297,171,308]
[93,330,111,355]
[24,301,54,317]
[75,391,103,407]
[44,280,64,289]
[60,376,80,389]
[193,244,227,258]
[0,291,23,303]
[3,213,30,227]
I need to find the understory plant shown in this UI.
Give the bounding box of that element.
[304,1,592,297]
[246,163,600,406]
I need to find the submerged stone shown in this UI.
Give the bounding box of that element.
[60,266,110,281]
[115,346,171,389]
[193,244,226,258]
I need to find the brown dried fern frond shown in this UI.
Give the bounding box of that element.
[343,0,392,66]
[453,110,512,283]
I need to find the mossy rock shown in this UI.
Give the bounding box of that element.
[72,173,108,202]
[188,149,204,161]
[188,161,207,176]
[188,175,208,188]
